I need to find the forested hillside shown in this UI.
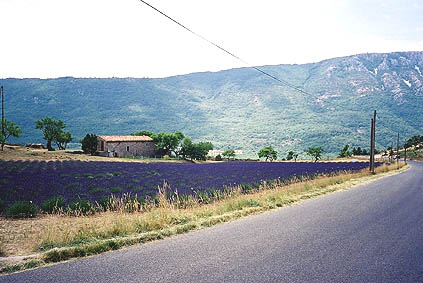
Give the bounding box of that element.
[2,51,423,157]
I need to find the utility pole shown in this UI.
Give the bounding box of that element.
[369,110,376,174]
[397,132,400,169]
[390,141,394,163]
[373,110,376,164]
[404,146,407,165]
[1,86,4,141]
[370,118,374,173]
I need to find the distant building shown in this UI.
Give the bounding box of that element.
[208,149,243,156]
[96,136,156,157]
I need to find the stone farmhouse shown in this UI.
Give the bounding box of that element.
[97,136,156,157]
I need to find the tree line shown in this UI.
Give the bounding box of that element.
[3,115,423,163]
[256,145,324,162]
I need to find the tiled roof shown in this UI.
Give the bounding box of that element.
[98,135,154,142]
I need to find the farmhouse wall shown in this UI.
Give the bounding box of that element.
[98,141,156,157]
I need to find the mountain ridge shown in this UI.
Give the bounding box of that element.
[1,51,423,157]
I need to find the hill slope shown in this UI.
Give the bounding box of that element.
[1,51,423,157]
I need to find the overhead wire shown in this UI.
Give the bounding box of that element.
[138,0,412,150]
[138,0,334,101]
[138,0,389,116]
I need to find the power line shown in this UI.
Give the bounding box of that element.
[138,0,314,97]
[138,0,365,113]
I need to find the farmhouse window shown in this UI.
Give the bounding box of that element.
[126,146,130,152]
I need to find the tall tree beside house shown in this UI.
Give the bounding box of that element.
[0,119,22,151]
[35,116,69,151]
[131,130,156,139]
[155,131,185,156]
[81,133,98,155]
[132,130,185,156]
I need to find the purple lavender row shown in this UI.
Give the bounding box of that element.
[0,160,376,206]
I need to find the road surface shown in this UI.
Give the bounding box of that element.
[1,161,423,282]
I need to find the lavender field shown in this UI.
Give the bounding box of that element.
[0,160,373,206]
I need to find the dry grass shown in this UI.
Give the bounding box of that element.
[0,145,185,163]
[0,162,407,273]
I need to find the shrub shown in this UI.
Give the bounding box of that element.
[89,187,106,194]
[5,201,38,218]
[0,199,4,214]
[110,186,122,193]
[215,154,222,161]
[0,242,5,257]
[163,155,170,160]
[68,199,94,216]
[41,196,65,214]
[98,196,117,211]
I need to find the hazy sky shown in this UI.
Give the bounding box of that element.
[1,0,422,78]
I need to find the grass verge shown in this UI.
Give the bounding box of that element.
[0,163,408,275]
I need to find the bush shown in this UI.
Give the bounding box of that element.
[98,196,117,211]
[163,155,170,160]
[5,201,38,218]
[0,199,4,214]
[68,199,94,216]
[42,196,66,213]
[0,242,5,257]
[215,154,222,161]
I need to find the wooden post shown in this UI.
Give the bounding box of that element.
[404,146,407,165]
[373,110,376,166]
[370,118,374,173]
[369,110,377,173]
[390,141,393,163]
[397,132,400,169]
[1,86,4,140]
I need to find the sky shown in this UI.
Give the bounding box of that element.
[1,0,423,79]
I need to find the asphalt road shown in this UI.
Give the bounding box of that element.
[2,162,423,283]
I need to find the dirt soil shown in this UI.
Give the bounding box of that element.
[0,145,177,163]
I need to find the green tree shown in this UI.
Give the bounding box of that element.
[55,130,72,150]
[81,134,98,155]
[286,151,298,162]
[258,146,277,162]
[306,146,324,162]
[352,147,363,155]
[35,117,67,151]
[405,135,423,148]
[155,131,185,156]
[1,119,22,151]
[222,149,236,160]
[179,138,213,160]
[194,141,213,160]
[131,130,156,138]
[179,137,194,159]
[338,144,352,158]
